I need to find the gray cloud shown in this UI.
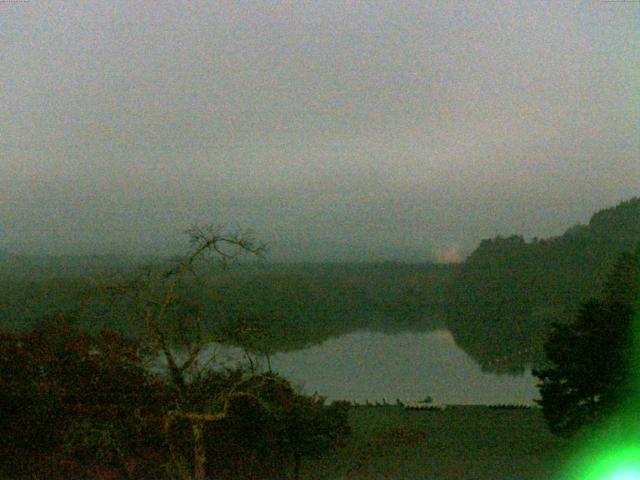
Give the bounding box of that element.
[1,1,638,260]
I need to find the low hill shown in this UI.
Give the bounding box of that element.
[0,260,453,352]
[446,197,640,373]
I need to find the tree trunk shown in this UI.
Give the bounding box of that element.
[265,353,272,372]
[192,420,207,480]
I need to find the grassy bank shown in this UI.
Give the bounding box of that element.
[301,405,571,480]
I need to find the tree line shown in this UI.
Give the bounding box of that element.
[447,197,640,373]
[0,227,351,480]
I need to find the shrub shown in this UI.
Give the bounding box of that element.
[0,318,351,480]
[0,316,169,479]
[166,370,352,480]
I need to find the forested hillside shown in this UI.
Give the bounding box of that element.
[2,198,638,372]
[0,261,453,352]
[447,197,640,373]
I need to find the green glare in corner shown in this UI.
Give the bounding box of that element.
[576,445,640,480]
[557,438,640,479]
[610,472,640,480]
[557,246,640,480]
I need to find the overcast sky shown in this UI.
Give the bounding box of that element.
[1,1,638,261]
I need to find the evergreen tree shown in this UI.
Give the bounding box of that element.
[533,249,639,437]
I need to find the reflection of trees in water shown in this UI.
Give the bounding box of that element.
[215,294,447,355]
[3,198,640,375]
[444,197,640,374]
[0,262,535,373]
[445,308,550,375]
[0,262,560,374]
[199,264,452,355]
[1,262,450,354]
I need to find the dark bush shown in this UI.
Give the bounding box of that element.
[166,370,352,480]
[0,316,169,479]
[0,318,350,480]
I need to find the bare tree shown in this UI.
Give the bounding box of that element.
[101,225,266,480]
[220,312,276,374]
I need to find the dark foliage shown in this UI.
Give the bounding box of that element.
[0,315,169,479]
[447,197,640,372]
[167,370,351,480]
[0,318,350,480]
[533,250,639,437]
[0,262,451,355]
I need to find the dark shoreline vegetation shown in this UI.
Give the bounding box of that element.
[2,197,639,372]
[0,320,351,479]
[1,197,639,479]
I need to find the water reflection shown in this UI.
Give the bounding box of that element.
[187,330,539,405]
[271,330,539,405]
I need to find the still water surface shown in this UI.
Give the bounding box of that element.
[197,330,539,405]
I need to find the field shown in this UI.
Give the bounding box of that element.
[301,405,571,480]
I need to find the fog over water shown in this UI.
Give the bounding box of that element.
[1,1,638,260]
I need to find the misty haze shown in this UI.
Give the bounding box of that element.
[1,2,638,479]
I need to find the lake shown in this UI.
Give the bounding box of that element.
[194,329,540,405]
